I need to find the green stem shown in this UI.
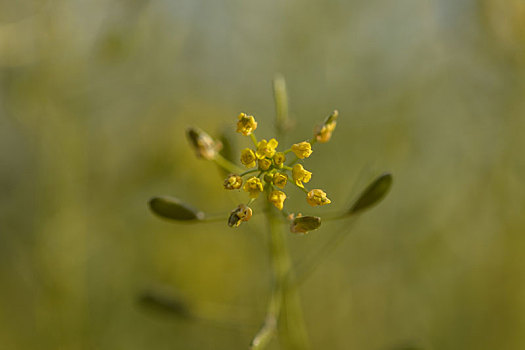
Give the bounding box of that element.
[200,215,228,223]
[251,133,259,147]
[287,157,300,167]
[273,75,289,140]
[318,211,352,221]
[214,154,243,174]
[250,195,310,349]
[291,181,309,194]
[241,169,259,177]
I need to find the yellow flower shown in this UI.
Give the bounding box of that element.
[314,110,338,143]
[243,176,263,198]
[258,158,272,171]
[256,138,278,159]
[273,173,288,189]
[273,152,286,167]
[236,113,258,136]
[291,141,312,159]
[268,190,286,210]
[240,148,257,168]
[228,204,253,227]
[263,172,274,184]
[292,164,312,188]
[306,189,331,206]
[223,174,242,190]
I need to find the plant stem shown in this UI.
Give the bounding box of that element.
[241,169,259,177]
[273,75,289,140]
[214,154,243,174]
[250,199,310,349]
[287,157,300,167]
[251,133,259,147]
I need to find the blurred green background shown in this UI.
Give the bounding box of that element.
[1,0,525,349]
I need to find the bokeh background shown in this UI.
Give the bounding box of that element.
[1,0,525,349]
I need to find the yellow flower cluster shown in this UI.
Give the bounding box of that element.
[223,112,337,228]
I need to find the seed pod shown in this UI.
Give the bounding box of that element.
[349,172,393,215]
[149,196,205,221]
[290,215,321,234]
[139,289,193,319]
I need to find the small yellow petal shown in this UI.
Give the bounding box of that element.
[273,173,288,189]
[268,190,286,210]
[224,174,243,190]
[243,176,264,198]
[291,141,312,159]
[306,189,331,207]
[273,152,286,167]
[256,138,279,159]
[258,158,272,171]
[292,164,312,188]
[240,148,257,168]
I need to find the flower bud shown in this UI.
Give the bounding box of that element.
[223,174,243,190]
[306,189,331,206]
[236,113,258,136]
[186,127,222,160]
[268,190,286,210]
[256,139,278,159]
[314,110,338,143]
[291,141,313,159]
[273,153,285,169]
[272,173,288,189]
[292,164,312,188]
[240,148,257,168]
[263,172,274,184]
[258,158,272,171]
[243,176,264,198]
[228,204,253,227]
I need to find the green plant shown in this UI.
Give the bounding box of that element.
[147,76,393,349]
